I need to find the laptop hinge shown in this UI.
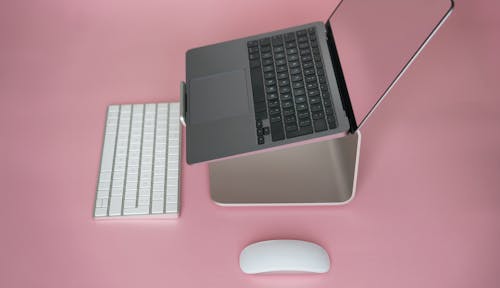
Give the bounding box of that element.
[180,81,187,127]
[324,22,357,133]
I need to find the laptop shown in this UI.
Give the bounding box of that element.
[183,0,454,164]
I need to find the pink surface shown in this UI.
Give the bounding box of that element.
[1,0,499,287]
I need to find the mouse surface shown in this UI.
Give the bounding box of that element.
[239,240,330,274]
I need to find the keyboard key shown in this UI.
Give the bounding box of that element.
[279,86,291,94]
[285,115,296,124]
[258,136,264,145]
[247,40,258,47]
[298,125,313,136]
[313,119,328,132]
[250,66,267,119]
[270,122,285,141]
[270,115,282,123]
[298,111,310,119]
[299,118,311,127]
[285,124,298,132]
[288,54,299,61]
[267,93,278,100]
[292,82,304,89]
[263,59,274,66]
[312,111,325,120]
[283,108,295,116]
[248,46,259,53]
[254,101,267,112]
[259,38,270,45]
[311,104,323,112]
[291,74,303,82]
[265,79,276,86]
[297,29,307,37]
[249,53,260,60]
[278,79,290,87]
[295,96,306,104]
[309,97,321,105]
[269,107,281,115]
[280,93,292,101]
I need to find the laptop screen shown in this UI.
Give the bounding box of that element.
[327,0,454,128]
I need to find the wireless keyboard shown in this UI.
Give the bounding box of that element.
[94,103,181,218]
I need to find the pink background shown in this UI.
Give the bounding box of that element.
[1,0,499,287]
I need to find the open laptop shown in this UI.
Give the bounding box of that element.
[183,0,454,164]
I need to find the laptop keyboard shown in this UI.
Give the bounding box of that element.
[247,27,337,145]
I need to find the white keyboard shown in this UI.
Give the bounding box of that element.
[94,103,181,218]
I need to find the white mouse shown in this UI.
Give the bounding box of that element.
[239,239,331,274]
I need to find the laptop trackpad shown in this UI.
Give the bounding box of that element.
[190,70,250,125]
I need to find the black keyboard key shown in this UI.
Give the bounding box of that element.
[287,48,298,55]
[310,40,318,48]
[248,46,259,53]
[268,100,279,108]
[277,72,288,80]
[295,96,306,104]
[312,111,325,120]
[305,75,316,83]
[256,120,263,129]
[299,125,313,136]
[323,98,332,107]
[317,68,325,76]
[285,32,295,41]
[299,118,311,127]
[311,104,323,112]
[289,61,300,68]
[275,52,285,59]
[292,81,304,89]
[318,75,326,83]
[294,88,305,96]
[300,49,311,56]
[276,65,288,73]
[327,115,337,129]
[291,74,303,82]
[302,54,313,62]
[278,79,290,87]
[308,89,320,97]
[250,60,261,68]
[303,62,314,69]
[309,97,321,105]
[282,100,293,109]
[250,66,267,119]
[265,79,276,86]
[280,93,292,101]
[322,91,331,99]
[272,35,283,45]
[297,36,308,43]
[307,27,315,34]
[276,59,286,66]
[260,45,271,53]
[304,68,315,75]
[247,40,258,47]
[285,42,297,48]
[279,86,291,94]
[263,65,274,73]
[306,83,318,90]
[263,59,274,66]
[283,108,295,116]
[266,86,277,93]
[296,103,307,111]
[298,42,309,49]
[264,72,275,79]
[262,52,272,59]
[258,136,264,145]
[269,107,281,115]
[313,119,328,132]
[249,53,260,60]
[254,101,267,112]
[320,84,329,92]
[270,115,282,123]
[268,93,278,100]
[271,122,285,141]
[298,111,310,119]
[263,127,270,135]
[257,128,263,136]
[288,54,299,61]
[255,111,267,120]
[325,107,334,115]
[285,124,298,132]
[259,38,270,45]
[285,115,296,124]
[297,29,307,37]
[290,68,301,75]
[286,130,300,138]
[273,46,284,53]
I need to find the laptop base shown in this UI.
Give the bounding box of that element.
[208,131,360,206]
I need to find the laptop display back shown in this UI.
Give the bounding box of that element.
[327,0,454,129]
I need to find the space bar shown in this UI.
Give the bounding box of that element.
[250,67,267,120]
